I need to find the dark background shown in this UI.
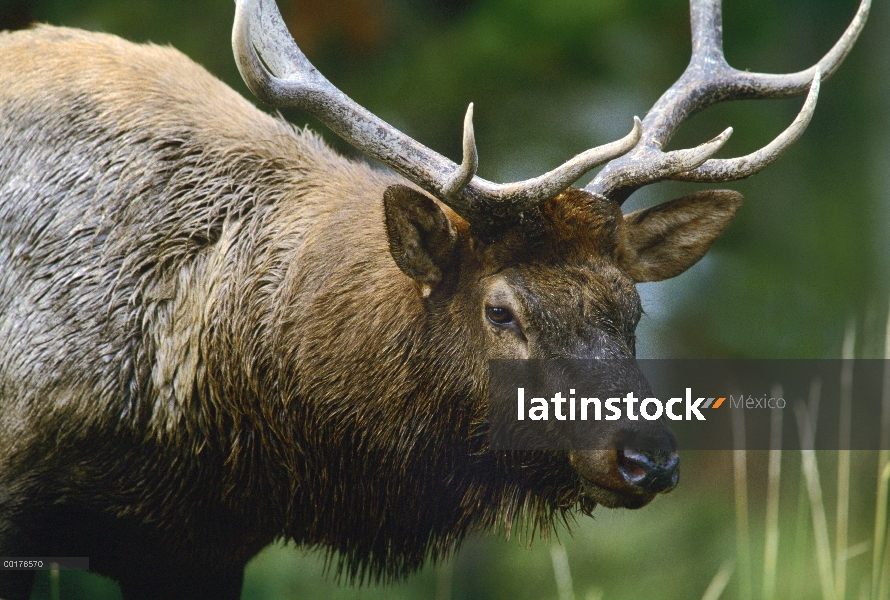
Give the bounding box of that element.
[2,1,888,598]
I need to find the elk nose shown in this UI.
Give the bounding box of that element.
[569,422,679,508]
[616,443,680,494]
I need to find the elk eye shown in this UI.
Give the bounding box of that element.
[486,306,514,325]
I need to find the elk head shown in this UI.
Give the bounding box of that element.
[232,0,868,511]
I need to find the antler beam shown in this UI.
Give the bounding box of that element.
[233,0,641,229]
[587,0,869,203]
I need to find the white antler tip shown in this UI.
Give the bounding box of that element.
[462,103,477,160]
[630,116,643,140]
[441,103,479,199]
[714,127,733,143]
[859,0,871,17]
[463,103,475,139]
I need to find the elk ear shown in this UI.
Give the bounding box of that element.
[618,190,743,283]
[384,185,458,295]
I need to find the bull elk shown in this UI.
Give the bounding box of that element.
[0,0,869,598]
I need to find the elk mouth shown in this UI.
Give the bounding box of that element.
[569,443,680,510]
[576,472,661,510]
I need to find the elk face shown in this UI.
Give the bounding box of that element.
[383,183,742,508]
[473,192,644,363]
[383,183,742,364]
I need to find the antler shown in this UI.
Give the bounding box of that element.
[587,0,870,204]
[232,0,641,229]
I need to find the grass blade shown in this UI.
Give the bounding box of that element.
[875,293,890,599]
[873,462,890,600]
[792,378,821,599]
[837,319,855,600]
[50,564,60,600]
[792,465,812,600]
[881,541,890,600]
[551,544,576,600]
[701,560,734,600]
[763,384,784,600]
[732,405,752,600]
[795,385,836,600]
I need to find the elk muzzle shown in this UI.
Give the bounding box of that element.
[569,420,679,509]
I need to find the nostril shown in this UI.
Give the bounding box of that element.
[617,448,652,484]
[617,445,680,494]
[663,452,680,472]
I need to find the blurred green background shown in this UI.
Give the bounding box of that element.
[2,0,888,598]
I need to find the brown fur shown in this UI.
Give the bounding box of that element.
[0,26,739,600]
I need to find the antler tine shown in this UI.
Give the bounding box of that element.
[233,0,641,230]
[441,104,479,199]
[726,0,869,99]
[587,0,868,203]
[674,72,820,183]
[469,117,642,219]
